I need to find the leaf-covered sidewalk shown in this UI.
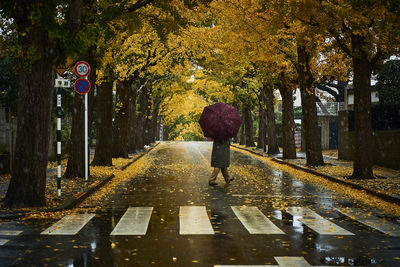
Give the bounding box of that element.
[0,147,153,219]
[231,144,400,210]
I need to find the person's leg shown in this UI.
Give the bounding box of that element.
[209,168,219,185]
[221,167,234,184]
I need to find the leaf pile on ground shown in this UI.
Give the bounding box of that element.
[73,152,154,214]
[0,154,143,218]
[232,147,400,217]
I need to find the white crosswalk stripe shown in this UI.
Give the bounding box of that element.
[337,208,400,236]
[41,214,95,235]
[110,207,153,235]
[0,239,10,246]
[214,256,330,266]
[179,206,215,235]
[37,205,396,237]
[274,256,311,266]
[231,206,284,234]
[0,230,22,236]
[286,207,354,235]
[214,265,278,267]
[0,230,22,246]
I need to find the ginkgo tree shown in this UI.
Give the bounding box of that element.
[181,0,298,156]
[288,0,400,179]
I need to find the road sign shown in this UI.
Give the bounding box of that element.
[74,78,91,95]
[55,78,71,88]
[74,61,91,77]
[56,57,75,76]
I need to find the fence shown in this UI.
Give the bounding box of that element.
[339,110,400,170]
[348,104,400,131]
[316,102,345,116]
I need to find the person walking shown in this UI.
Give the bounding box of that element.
[209,139,234,186]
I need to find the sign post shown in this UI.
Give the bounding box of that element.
[54,75,71,197]
[74,61,91,181]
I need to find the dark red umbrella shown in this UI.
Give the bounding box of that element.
[198,102,242,141]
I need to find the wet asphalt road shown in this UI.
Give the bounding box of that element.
[1,141,400,266]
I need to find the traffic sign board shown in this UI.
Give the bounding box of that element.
[74,61,91,77]
[74,78,91,95]
[56,57,75,76]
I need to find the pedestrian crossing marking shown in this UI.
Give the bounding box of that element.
[179,206,214,235]
[0,230,22,236]
[214,265,279,267]
[286,207,354,235]
[34,206,395,237]
[41,214,95,235]
[274,256,311,266]
[0,239,10,246]
[231,206,285,234]
[110,207,153,235]
[337,208,400,237]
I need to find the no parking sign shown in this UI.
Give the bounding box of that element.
[74,78,91,95]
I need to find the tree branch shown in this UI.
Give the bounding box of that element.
[126,0,155,13]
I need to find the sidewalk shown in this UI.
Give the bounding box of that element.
[0,143,159,219]
[231,144,400,206]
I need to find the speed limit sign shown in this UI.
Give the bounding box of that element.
[74,61,91,77]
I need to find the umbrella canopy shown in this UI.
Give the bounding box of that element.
[198,102,242,141]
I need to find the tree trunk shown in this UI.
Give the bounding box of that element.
[64,52,96,178]
[264,85,280,154]
[135,86,148,150]
[278,80,297,159]
[149,97,161,143]
[256,105,266,151]
[243,107,255,147]
[64,93,86,177]
[112,80,130,158]
[350,35,374,179]
[239,124,245,145]
[143,88,153,146]
[4,27,57,207]
[92,79,113,166]
[128,81,138,153]
[48,112,55,161]
[297,43,324,166]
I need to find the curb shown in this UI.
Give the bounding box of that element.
[121,142,159,171]
[51,142,160,212]
[231,144,269,157]
[232,144,400,206]
[1,142,160,219]
[271,158,400,205]
[47,174,115,212]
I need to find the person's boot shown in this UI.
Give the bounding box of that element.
[225,176,234,185]
[209,168,219,186]
[209,180,218,186]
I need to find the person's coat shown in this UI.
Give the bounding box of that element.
[211,140,230,168]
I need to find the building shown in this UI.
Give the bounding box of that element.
[344,84,379,109]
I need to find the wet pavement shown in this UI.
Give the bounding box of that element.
[1,141,400,266]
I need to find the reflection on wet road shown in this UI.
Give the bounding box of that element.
[1,141,400,266]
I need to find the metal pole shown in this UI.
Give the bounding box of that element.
[85,83,88,181]
[57,87,62,196]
